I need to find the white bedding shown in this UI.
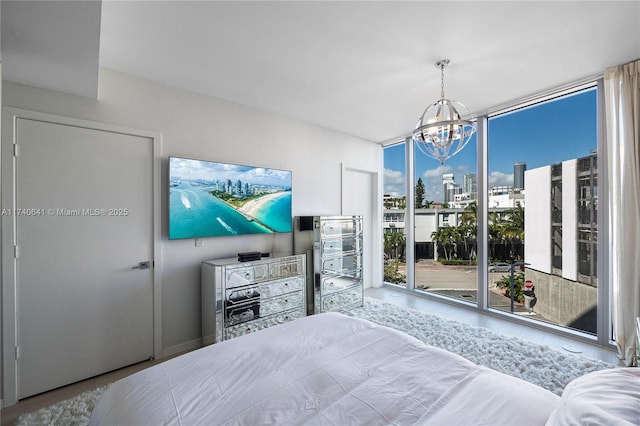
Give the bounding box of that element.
[90,313,560,425]
[545,367,640,426]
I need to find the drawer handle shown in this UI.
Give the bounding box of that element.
[284,315,290,321]
[284,282,289,287]
[328,281,334,287]
[246,328,252,333]
[283,299,289,304]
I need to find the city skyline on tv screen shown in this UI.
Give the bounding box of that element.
[169,156,292,239]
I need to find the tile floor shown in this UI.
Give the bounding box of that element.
[1,286,624,425]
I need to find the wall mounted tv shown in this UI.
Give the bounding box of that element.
[169,156,292,240]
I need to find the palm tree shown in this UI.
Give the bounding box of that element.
[458,222,478,262]
[501,204,525,241]
[431,226,458,261]
[496,204,525,260]
[396,197,407,209]
[452,202,477,261]
[487,210,505,260]
[384,232,406,261]
[460,201,477,226]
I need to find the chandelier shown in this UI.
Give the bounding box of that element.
[412,59,476,164]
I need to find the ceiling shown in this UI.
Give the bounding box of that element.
[2,1,639,143]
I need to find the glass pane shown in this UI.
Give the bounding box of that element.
[487,88,598,334]
[414,134,478,303]
[383,143,407,285]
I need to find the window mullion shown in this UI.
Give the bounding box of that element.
[596,77,612,347]
[405,136,415,290]
[477,116,489,310]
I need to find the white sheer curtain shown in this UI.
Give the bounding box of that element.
[604,59,640,366]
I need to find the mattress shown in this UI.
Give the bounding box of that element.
[89,312,560,425]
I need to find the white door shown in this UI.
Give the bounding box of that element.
[342,165,382,289]
[15,118,154,399]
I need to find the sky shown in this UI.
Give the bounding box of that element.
[384,88,598,202]
[170,156,292,187]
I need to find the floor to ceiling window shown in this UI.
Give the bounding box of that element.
[413,135,478,303]
[383,81,606,342]
[383,142,407,286]
[487,86,598,335]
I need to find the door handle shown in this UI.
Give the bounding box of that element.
[132,261,151,270]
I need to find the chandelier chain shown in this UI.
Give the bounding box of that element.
[440,64,445,99]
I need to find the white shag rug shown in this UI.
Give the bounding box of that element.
[16,297,615,425]
[15,385,108,426]
[346,297,615,396]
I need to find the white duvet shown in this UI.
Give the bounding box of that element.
[90,313,560,425]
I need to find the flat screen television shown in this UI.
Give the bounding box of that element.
[169,156,292,239]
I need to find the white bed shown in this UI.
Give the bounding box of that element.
[89,313,639,425]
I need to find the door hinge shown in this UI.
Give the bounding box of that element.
[13,144,19,157]
[15,346,20,360]
[14,245,20,259]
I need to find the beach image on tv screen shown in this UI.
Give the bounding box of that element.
[169,157,292,239]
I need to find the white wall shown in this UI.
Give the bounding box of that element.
[415,211,436,242]
[1,68,381,358]
[524,166,551,274]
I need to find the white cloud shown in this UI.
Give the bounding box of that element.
[421,165,455,203]
[383,168,405,198]
[169,157,291,186]
[489,171,513,188]
[386,163,488,203]
[422,164,453,179]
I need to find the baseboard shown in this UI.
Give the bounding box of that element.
[161,338,202,359]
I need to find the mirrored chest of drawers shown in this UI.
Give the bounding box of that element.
[202,254,306,344]
[313,216,363,313]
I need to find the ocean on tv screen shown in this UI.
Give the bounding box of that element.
[169,179,292,239]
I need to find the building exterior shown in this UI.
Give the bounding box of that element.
[382,209,405,234]
[488,186,525,208]
[449,192,476,209]
[524,154,597,333]
[463,173,477,197]
[514,162,527,190]
[443,173,462,205]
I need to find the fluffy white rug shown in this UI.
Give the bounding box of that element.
[15,385,108,426]
[346,297,615,396]
[17,297,614,425]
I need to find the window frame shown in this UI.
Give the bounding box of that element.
[382,77,613,350]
